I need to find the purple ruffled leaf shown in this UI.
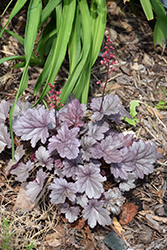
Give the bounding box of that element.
[26,169,48,203]
[13,100,31,117]
[80,135,96,161]
[10,160,34,182]
[110,147,136,180]
[62,155,81,180]
[76,163,106,199]
[82,199,112,228]
[104,188,125,215]
[87,121,109,140]
[90,94,120,121]
[48,178,76,204]
[129,140,158,179]
[61,203,80,223]
[76,193,88,207]
[13,106,51,147]
[48,123,80,159]
[35,146,53,170]
[59,99,84,128]
[91,135,123,164]
[119,173,136,192]
[0,124,11,153]
[0,100,10,124]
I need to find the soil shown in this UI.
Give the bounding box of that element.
[0,0,167,249]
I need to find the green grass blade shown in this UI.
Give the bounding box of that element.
[9,68,29,160]
[1,0,14,15]
[139,0,153,20]
[0,0,28,38]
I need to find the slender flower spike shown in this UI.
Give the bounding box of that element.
[96,37,118,112]
[48,83,64,109]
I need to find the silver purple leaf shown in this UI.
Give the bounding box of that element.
[59,99,84,127]
[0,123,11,153]
[61,203,80,223]
[35,146,53,170]
[10,160,34,182]
[48,178,76,204]
[90,94,120,121]
[82,199,112,228]
[129,140,158,179]
[76,163,106,199]
[26,169,48,203]
[87,121,109,141]
[104,188,125,215]
[48,123,80,159]
[13,106,51,147]
[0,100,10,124]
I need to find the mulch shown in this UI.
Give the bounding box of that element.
[0,0,167,249]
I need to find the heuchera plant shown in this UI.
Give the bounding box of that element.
[0,37,160,228]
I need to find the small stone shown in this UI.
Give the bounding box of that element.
[109,27,117,41]
[138,225,153,244]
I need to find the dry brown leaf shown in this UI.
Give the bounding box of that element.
[85,225,93,241]
[72,217,86,230]
[147,106,164,119]
[112,217,125,234]
[119,203,138,225]
[13,182,39,212]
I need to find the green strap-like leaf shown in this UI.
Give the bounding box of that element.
[34,35,58,95]
[90,0,107,66]
[140,0,153,20]
[0,0,28,38]
[35,0,76,103]
[150,0,167,47]
[0,55,25,64]
[39,0,61,28]
[68,4,82,74]
[0,29,24,45]
[60,0,91,104]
